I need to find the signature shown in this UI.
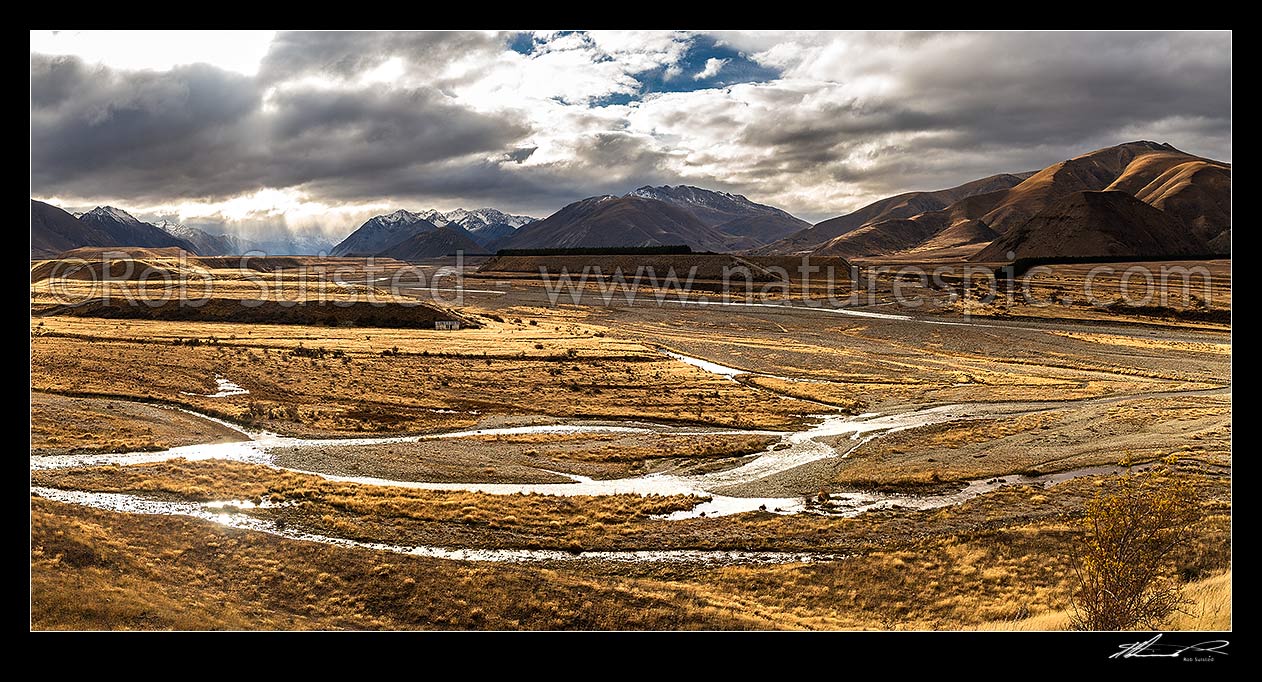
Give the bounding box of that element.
[1111,634,1230,659]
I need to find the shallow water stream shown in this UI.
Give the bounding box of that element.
[32,348,1218,563]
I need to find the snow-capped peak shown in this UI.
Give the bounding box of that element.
[628,185,745,205]
[155,219,200,239]
[85,205,143,224]
[373,209,423,227]
[418,209,450,226]
[359,207,535,236]
[430,207,536,231]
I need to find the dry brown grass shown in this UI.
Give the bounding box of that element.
[31,462,1230,630]
[32,489,1229,631]
[738,376,865,410]
[602,310,1228,411]
[971,571,1231,631]
[34,459,1231,557]
[29,258,1232,630]
[31,393,246,455]
[831,395,1231,488]
[31,315,817,436]
[659,497,1229,631]
[31,498,763,630]
[33,460,702,551]
[875,259,1232,329]
[1050,331,1232,355]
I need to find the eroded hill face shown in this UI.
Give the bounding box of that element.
[974,190,1209,261]
[771,142,1230,261]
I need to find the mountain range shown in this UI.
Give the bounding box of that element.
[152,219,241,257]
[31,201,337,259]
[32,141,1230,263]
[754,173,1035,256]
[330,207,537,258]
[768,141,1230,261]
[496,195,737,252]
[32,202,197,259]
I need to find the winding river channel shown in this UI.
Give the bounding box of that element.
[31,347,1222,564]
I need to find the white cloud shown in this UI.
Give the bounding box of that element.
[359,56,406,85]
[32,30,1233,227]
[694,57,729,80]
[30,30,276,76]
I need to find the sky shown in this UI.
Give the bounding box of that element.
[31,30,1232,241]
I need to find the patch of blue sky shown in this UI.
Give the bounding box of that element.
[591,35,779,107]
[507,32,537,55]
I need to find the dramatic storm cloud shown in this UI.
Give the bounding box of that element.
[30,30,1231,237]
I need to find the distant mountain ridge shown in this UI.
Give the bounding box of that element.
[380,225,486,260]
[626,185,810,245]
[76,206,198,254]
[433,207,536,231]
[31,200,335,259]
[496,195,743,252]
[332,206,537,257]
[331,211,442,256]
[32,200,114,259]
[755,173,1034,256]
[33,142,1230,263]
[496,185,811,252]
[154,220,241,256]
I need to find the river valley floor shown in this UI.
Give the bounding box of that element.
[30,255,1231,630]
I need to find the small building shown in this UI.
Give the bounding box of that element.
[434,320,461,331]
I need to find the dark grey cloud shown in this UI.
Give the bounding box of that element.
[503,146,537,163]
[30,30,1231,227]
[31,54,261,199]
[257,86,530,189]
[30,52,533,205]
[295,147,681,220]
[721,31,1231,215]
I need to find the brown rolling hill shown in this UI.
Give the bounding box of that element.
[498,195,742,252]
[892,220,1000,260]
[30,247,199,283]
[812,187,1012,259]
[976,141,1229,240]
[1111,154,1231,244]
[789,141,1229,261]
[756,173,1031,256]
[973,190,1208,261]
